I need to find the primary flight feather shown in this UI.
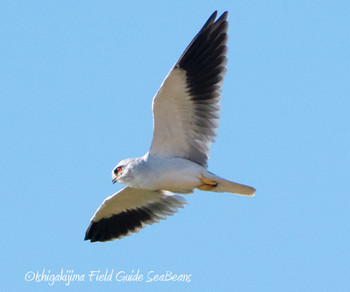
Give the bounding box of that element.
[85,11,255,243]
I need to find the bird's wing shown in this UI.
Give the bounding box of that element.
[149,11,228,168]
[85,187,187,242]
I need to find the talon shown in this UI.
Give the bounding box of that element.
[198,184,217,191]
[201,176,218,186]
[197,176,218,191]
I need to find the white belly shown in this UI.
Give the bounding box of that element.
[133,156,205,193]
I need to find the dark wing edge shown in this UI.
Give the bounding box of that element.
[84,191,187,243]
[177,11,229,166]
[177,10,228,102]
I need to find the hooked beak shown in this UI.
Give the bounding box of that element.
[112,176,117,184]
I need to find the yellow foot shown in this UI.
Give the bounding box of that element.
[197,176,218,191]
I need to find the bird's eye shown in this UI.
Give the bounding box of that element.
[114,167,123,175]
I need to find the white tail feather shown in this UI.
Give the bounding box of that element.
[202,172,256,196]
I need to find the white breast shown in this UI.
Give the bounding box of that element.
[132,155,205,193]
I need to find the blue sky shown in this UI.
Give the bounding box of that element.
[1,0,349,291]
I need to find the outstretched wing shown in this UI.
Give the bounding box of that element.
[149,11,228,168]
[85,187,187,242]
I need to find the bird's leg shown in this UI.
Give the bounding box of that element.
[197,176,218,191]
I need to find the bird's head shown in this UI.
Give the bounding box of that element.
[111,158,135,184]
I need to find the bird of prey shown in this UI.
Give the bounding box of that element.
[85,11,255,243]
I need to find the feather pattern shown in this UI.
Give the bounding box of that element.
[150,11,228,167]
[85,187,187,242]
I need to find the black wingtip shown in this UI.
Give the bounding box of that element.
[220,11,228,20]
[84,223,92,241]
[208,10,218,22]
[84,194,187,243]
[209,11,228,23]
[177,10,229,69]
[84,208,153,243]
[201,11,228,34]
[217,11,228,27]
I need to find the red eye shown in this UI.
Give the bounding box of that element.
[114,167,122,175]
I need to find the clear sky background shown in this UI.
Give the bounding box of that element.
[1,1,349,291]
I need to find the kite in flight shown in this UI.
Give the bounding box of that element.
[85,11,255,243]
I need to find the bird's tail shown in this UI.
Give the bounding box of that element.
[198,172,256,196]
